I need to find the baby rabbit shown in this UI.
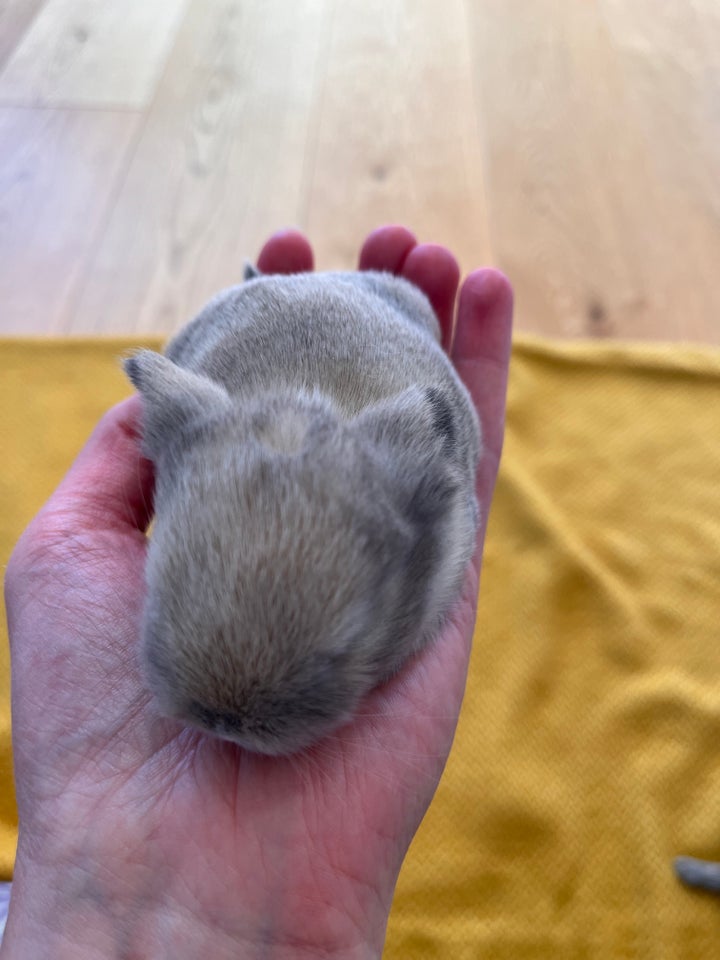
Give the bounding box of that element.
[125,265,480,756]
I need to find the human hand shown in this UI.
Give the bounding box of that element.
[3,226,513,959]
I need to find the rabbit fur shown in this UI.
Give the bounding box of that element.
[124,265,481,755]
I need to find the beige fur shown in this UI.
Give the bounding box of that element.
[125,268,481,755]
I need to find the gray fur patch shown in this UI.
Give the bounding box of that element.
[125,268,481,755]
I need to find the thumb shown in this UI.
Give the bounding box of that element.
[38,395,154,535]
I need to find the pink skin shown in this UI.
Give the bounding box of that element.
[3,227,513,960]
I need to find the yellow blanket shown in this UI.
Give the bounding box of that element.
[2,338,720,956]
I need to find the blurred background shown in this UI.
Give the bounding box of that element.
[2,0,719,341]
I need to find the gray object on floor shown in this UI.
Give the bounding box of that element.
[0,882,11,940]
[675,856,720,893]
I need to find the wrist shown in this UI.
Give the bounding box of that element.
[1,841,386,960]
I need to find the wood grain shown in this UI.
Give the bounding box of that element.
[306,0,491,276]
[0,0,45,72]
[64,0,329,334]
[466,0,720,343]
[0,0,719,340]
[0,0,189,108]
[0,108,140,333]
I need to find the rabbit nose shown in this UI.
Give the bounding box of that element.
[190,703,245,734]
[189,702,279,743]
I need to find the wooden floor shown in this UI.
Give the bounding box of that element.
[1,0,719,341]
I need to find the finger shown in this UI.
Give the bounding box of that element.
[358,225,417,273]
[256,229,314,274]
[451,268,514,495]
[400,243,460,350]
[41,395,154,535]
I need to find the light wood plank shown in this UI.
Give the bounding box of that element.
[0,0,189,108]
[2,1,719,341]
[0,108,141,333]
[0,0,46,71]
[306,0,491,277]
[64,0,329,334]
[466,0,720,342]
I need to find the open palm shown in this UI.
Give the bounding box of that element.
[3,226,512,959]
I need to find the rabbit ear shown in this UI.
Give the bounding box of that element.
[243,260,262,281]
[354,387,460,521]
[355,386,456,461]
[124,350,231,453]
